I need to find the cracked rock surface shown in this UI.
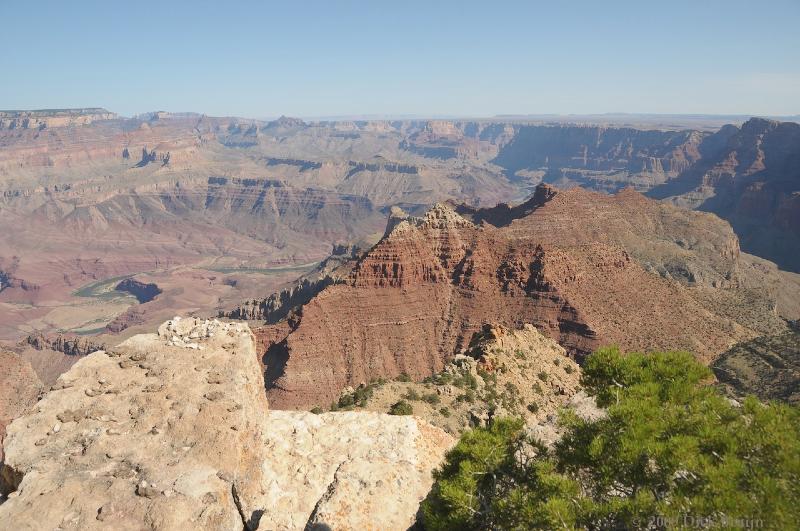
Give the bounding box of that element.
[0,318,453,530]
[261,410,453,530]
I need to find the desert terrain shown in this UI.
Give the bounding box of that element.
[2,110,798,350]
[0,109,798,528]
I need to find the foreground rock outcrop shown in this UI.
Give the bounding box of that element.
[0,318,453,530]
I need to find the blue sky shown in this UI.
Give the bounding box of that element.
[2,0,798,117]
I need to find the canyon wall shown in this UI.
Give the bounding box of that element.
[0,109,116,131]
[257,184,794,410]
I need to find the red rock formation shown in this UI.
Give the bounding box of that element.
[257,185,787,409]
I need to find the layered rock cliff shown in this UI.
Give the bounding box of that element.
[0,319,453,529]
[258,185,795,409]
[23,333,106,358]
[492,124,706,191]
[3,112,798,346]
[650,118,800,271]
[221,244,364,323]
[0,109,116,130]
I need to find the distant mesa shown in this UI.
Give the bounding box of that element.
[133,111,203,122]
[23,332,106,358]
[266,115,306,129]
[0,108,116,130]
[0,269,38,293]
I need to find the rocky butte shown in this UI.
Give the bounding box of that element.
[257,184,800,410]
[0,318,453,530]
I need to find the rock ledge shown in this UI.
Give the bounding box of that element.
[0,318,453,530]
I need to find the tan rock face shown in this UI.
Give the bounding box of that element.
[0,318,453,530]
[0,318,267,529]
[260,411,453,531]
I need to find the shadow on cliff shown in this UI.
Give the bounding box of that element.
[263,340,290,392]
[454,183,557,228]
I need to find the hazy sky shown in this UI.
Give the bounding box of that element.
[2,0,798,118]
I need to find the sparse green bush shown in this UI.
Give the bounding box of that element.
[537,371,548,382]
[389,400,413,416]
[532,382,543,394]
[310,406,323,415]
[439,407,451,417]
[527,402,539,414]
[553,357,560,366]
[484,387,500,411]
[456,390,476,404]
[452,371,478,390]
[336,381,379,409]
[437,372,454,385]
[564,364,574,374]
[403,389,421,401]
[423,392,441,405]
[396,372,412,382]
[477,368,497,385]
[337,394,355,408]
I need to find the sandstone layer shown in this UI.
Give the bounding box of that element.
[0,319,453,530]
[258,185,796,409]
[2,112,798,402]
